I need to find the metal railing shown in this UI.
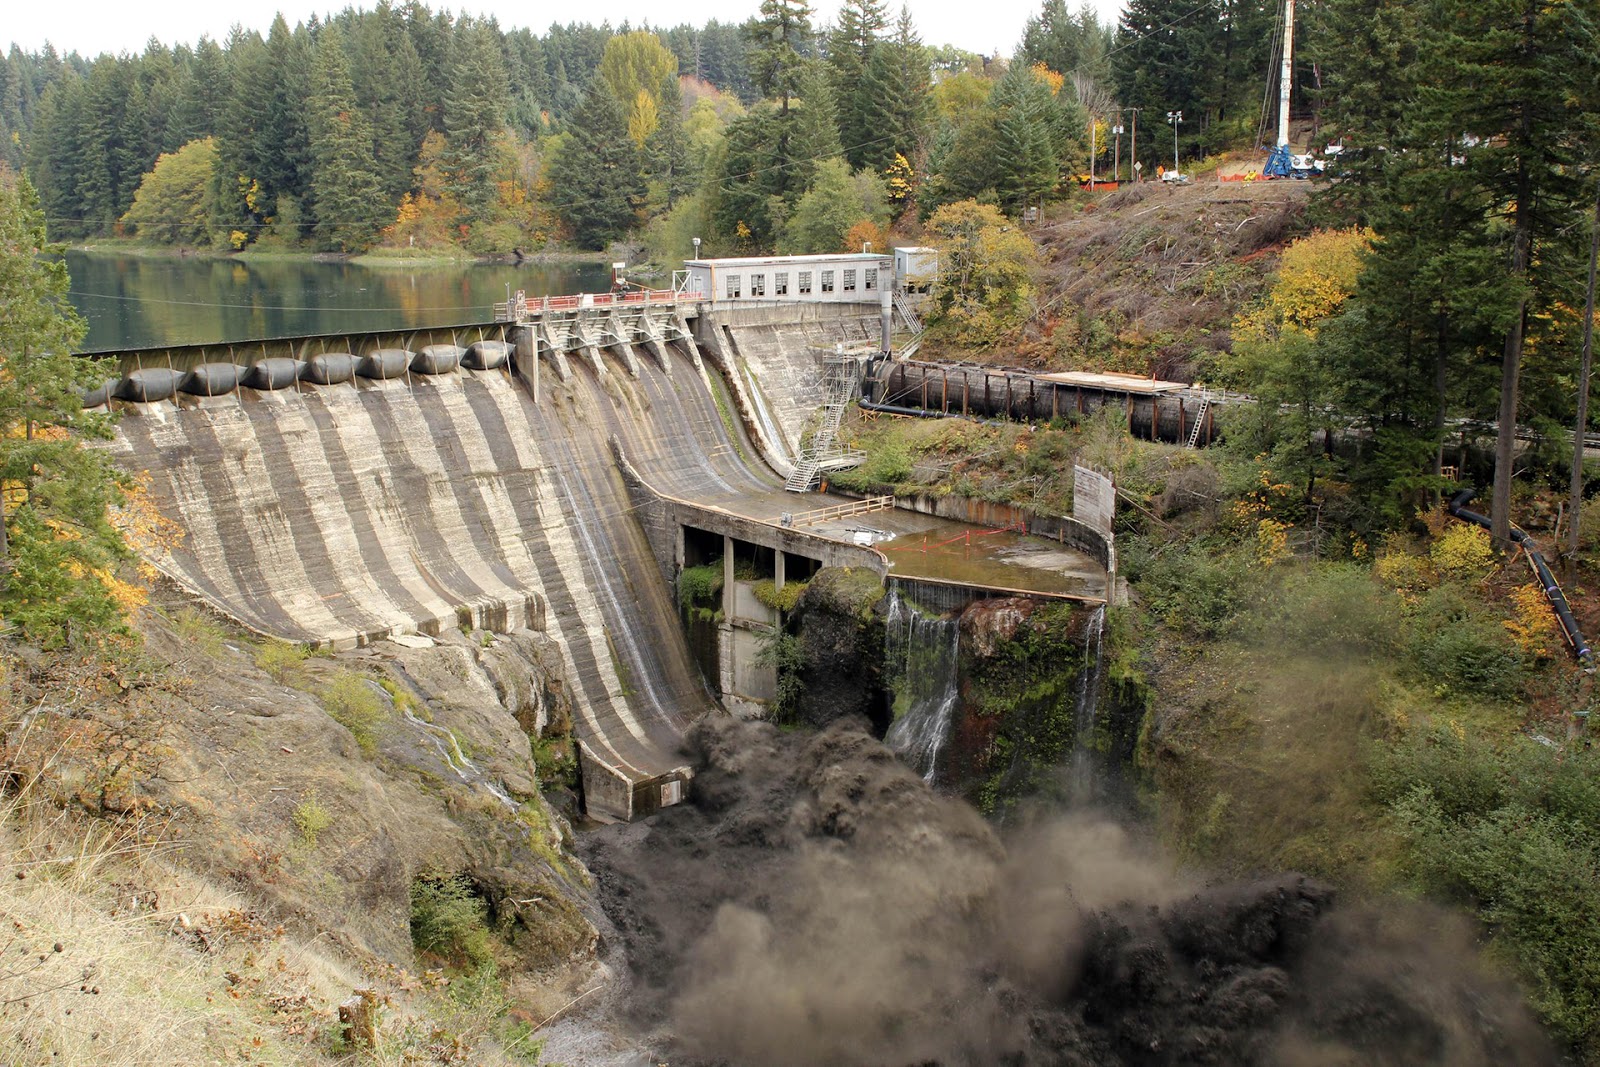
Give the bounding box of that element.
[776,495,895,527]
[494,289,706,321]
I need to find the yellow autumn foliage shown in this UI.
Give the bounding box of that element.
[1429,523,1495,581]
[1235,227,1373,343]
[1504,582,1559,659]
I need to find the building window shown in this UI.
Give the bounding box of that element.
[843,269,857,292]
[864,268,877,290]
[775,272,789,296]
[821,270,835,293]
[798,271,812,294]
[751,273,766,297]
[726,274,742,298]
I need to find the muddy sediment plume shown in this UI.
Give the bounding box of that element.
[581,717,1555,1067]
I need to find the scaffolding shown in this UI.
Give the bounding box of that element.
[784,352,869,492]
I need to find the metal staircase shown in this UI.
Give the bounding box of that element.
[893,291,924,335]
[1186,392,1211,449]
[785,357,866,492]
[892,291,927,360]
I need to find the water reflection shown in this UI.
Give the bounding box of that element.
[65,252,611,352]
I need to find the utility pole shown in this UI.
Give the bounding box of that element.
[1166,110,1182,177]
[1089,116,1097,188]
[1112,123,1124,182]
[1128,108,1141,182]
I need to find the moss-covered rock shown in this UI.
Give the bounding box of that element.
[791,568,889,730]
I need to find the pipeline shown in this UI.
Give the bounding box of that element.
[858,398,962,420]
[1447,488,1595,673]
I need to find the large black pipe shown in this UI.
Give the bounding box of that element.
[1448,488,1594,672]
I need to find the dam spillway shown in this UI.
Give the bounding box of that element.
[100,306,1110,820]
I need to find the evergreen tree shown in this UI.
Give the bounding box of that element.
[826,0,887,168]
[0,167,130,646]
[351,3,427,205]
[747,0,814,115]
[260,16,314,234]
[1424,0,1600,540]
[990,63,1066,214]
[166,37,227,147]
[1112,0,1223,157]
[788,60,843,189]
[711,106,786,247]
[441,19,510,222]
[1020,0,1114,84]
[307,26,386,251]
[548,81,644,249]
[25,76,81,236]
[857,6,931,173]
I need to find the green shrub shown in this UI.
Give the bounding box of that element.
[291,793,332,848]
[1405,586,1522,698]
[254,639,309,683]
[377,675,420,715]
[1377,730,1600,1056]
[1129,536,1260,639]
[410,872,494,967]
[678,563,724,613]
[752,578,807,613]
[755,629,807,721]
[1237,563,1402,656]
[322,672,389,754]
[171,607,227,659]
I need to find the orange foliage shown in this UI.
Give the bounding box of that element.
[1030,62,1065,95]
[844,219,888,254]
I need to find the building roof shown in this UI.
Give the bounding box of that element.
[684,253,890,269]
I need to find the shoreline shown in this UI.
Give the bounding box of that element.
[67,241,614,268]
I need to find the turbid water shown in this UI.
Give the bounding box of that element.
[65,250,608,352]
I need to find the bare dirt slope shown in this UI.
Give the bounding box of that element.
[930,179,1314,381]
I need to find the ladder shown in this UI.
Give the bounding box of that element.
[1186,392,1211,449]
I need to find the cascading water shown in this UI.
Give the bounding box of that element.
[883,588,962,784]
[1067,604,1107,805]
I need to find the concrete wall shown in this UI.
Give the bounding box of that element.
[110,365,711,822]
[695,305,884,451]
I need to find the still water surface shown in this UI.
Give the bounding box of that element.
[65,251,610,353]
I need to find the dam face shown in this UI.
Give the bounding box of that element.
[101,306,1109,819]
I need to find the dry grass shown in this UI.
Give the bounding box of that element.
[0,783,546,1066]
[0,792,355,1065]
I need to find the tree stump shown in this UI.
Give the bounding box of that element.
[339,987,381,1048]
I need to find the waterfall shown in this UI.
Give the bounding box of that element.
[1067,605,1107,805]
[883,589,962,784]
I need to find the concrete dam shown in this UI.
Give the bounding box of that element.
[96,302,1110,820]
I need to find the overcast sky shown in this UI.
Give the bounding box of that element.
[8,0,1128,63]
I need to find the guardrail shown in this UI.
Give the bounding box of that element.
[776,495,894,528]
[494,289,707,321]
